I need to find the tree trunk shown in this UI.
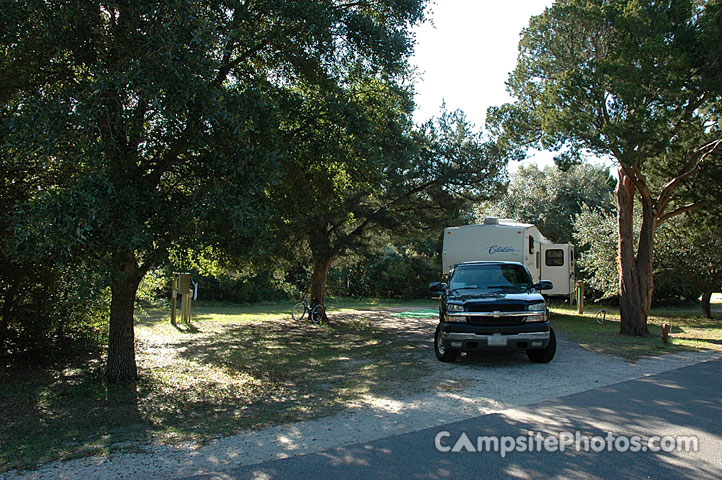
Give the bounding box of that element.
[105,255,143,383]
[636,199,656,324]
[701,286,715,319]
[616,169,650,335]
[308,224,335,312]
[309,256,332,307]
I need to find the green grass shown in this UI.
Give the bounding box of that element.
[0,299,434,472]
[3,296,720,472]
[551,301,722,360]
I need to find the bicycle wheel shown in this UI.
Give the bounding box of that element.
[595,309,606,325]
[310,304,325,324]
[292,301,306,321]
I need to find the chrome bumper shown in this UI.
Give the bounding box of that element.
[441,330,550,349]
[442,331,549,341]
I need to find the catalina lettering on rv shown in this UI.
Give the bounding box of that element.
[488,245,518,254]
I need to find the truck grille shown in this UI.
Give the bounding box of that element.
[466,304,522,312]
[464,304,527,325]
[466,316,526,326]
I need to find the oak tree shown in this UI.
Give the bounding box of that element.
[2,0,428,381]
[271,101,507,306]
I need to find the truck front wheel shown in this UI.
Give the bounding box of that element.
[434,324,459,362]
[526,327,556,363]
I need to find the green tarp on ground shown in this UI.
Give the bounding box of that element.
[390,309,438,318]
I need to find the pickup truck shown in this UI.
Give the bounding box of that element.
[429,261,556,363]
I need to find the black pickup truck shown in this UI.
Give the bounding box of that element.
[429,261,556,363]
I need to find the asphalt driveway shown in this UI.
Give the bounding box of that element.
[193,358,722,479]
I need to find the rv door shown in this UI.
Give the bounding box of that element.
[540,244,573,296]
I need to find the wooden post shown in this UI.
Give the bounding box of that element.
[177,273,191,325]
[181,293,186,324]
[170,277,178,326]
[576,280,585,314]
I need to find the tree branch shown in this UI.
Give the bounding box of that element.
[657,202,709,226]
[618,163,646,201]
[670,91,708,135]
[345,179,438,240]
[215,39,271,85]
[630,164,654,206]
[656,138,722,215]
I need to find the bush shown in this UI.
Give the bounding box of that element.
[186,270,294,304]
[327,247,440,299]
[0,260,109,360]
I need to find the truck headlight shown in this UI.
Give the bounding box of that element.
[527,302,546,311]
[445,303,467,322]
[526,301,547,322]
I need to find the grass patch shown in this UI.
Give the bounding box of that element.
[0,299,434,472]
[551,301,722,360]
[4,295,718,471]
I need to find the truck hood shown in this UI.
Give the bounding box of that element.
[448,291,545,303]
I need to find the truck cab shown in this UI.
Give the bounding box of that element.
[429,261,556,363]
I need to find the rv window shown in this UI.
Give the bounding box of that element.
[545,249,564,267]
[529,236,534,254]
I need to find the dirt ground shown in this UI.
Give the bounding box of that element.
[3,306,721,480]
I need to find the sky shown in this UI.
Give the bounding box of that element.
[410,0,555,169]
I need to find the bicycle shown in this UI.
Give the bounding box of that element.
[594,309,607,325]
[291,296,326,324]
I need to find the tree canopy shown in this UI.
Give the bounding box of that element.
[1,0,429,381]
[477,163,614,243]
[268,102,507,305]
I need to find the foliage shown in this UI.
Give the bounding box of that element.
[327,244,440,299]
[0,80,108,357]
[193,270,296,304]
[573,204,697,304]
[0,260,110,359]
[656,210,722,317]
[135,270,170,307]
[268,103,507,305]
[1,0,430,379]
[572,204,622,300]
[477,163,614,242]
[489,0,722,168]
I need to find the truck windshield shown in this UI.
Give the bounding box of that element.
[449,264,533,293]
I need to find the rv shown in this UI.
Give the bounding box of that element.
[442,217,575,297]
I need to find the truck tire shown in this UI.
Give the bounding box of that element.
[526,327,556,363]
[434,324,459,362]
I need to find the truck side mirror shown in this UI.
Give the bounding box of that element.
[428,282,447,293]
[534,280,554,291]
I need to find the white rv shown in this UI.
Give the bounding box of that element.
[442,217,575,297]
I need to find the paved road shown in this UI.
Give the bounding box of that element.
[193,359,722,479]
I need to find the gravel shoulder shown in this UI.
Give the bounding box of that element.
[4,311,720,480]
